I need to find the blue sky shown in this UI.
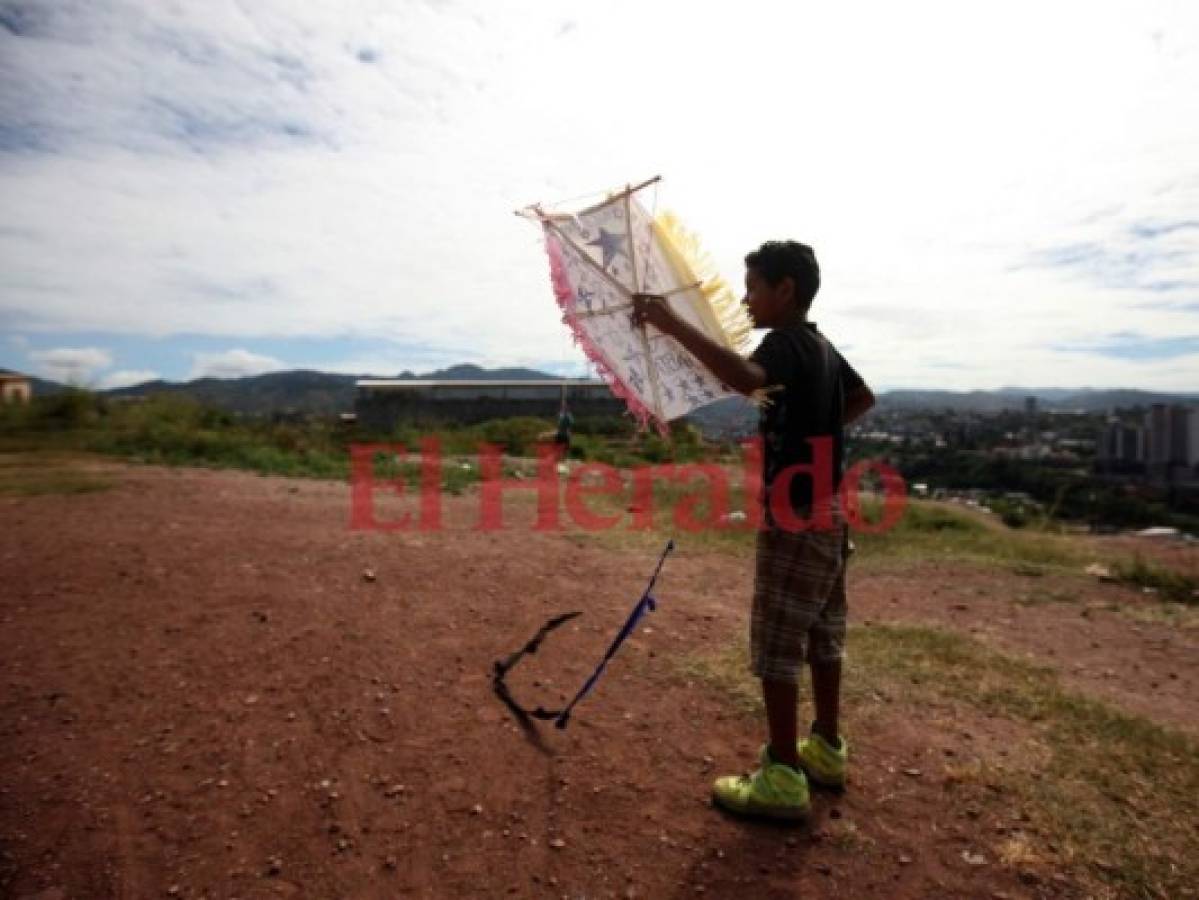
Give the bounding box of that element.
[1,0,1198,391]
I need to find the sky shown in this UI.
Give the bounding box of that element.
[1,0,1197,392]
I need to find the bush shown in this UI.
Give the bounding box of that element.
[572,415,636,438]
[476,417,555,456]
[1001,508,1028,529]
[22,388,102,430]
[902,503,987,533]
[990,497,1031,529]
[1114,555,1198,605]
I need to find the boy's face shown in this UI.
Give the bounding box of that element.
[743,267,795,329]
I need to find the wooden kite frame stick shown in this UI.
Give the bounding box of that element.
[513,175,661,221]
[622,186,665,423]
[571,281,702,320]
[624,189,641,296]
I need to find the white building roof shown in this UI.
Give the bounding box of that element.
[356,379,606,389]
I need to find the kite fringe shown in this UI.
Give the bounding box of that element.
[654,211,754,354]
[544,233,663,435]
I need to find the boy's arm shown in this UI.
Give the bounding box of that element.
[845,384,875,424]
[630,294,768,396]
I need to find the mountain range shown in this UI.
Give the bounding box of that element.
[7,365,1197,424]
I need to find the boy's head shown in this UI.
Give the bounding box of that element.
[742,241,820,328]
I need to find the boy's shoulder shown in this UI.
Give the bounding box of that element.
[754,321,866,397]
[754,322,829,372]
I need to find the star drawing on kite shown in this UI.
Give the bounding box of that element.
[587,227,630,271]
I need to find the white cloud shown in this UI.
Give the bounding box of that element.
[1,0,1197,390]
[27,346,112,384]
[97,368,159,389]
[188,348,286,379]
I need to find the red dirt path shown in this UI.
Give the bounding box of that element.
[2,460,1195,899]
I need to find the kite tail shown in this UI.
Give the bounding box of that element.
[544,232,658,433]
[654,211,753,355]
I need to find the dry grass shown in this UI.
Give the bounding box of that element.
[0,452,115,496]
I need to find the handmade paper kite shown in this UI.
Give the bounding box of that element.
[518,176,752,434]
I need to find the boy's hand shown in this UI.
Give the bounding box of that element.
[630,293,680,335]
[632,290,767,396]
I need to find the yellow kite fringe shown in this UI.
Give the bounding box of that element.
[653,211,754,355]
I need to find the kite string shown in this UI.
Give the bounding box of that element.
[536,176,660,217]
[537,185,611,212]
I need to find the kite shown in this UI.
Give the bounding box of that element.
[518,176,753,435]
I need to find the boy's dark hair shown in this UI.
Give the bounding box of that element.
[745,241,821,309]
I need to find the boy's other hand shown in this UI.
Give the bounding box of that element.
[631,293,679,335]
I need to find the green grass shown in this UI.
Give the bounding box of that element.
[1012,585,1077,607]
[3,393,1188,600]
[682,625,1199,897]
[1113,555,1198,606]
[0,391,722,494]
[849,500,1085,571]
[578,485,1088,575]
[0,453,115,496]
[0,393,508,494]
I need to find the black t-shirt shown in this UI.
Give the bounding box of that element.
[750,322,865,521]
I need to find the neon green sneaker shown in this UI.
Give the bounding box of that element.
[796,731,848,791]
[712,750,810,821]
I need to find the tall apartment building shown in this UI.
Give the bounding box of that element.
[1098,419,1145,465]
[1189,406,1199,467]
[1144,404,1172,466]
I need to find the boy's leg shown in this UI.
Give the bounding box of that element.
[796,545,850,790]
[709,529,818,820]
[752,526,844,763]
[809,658,841,746]
[762,678,801,769]
[713,671,810,818]
[809,531,848,745]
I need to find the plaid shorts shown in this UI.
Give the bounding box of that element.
[750,519,849,684]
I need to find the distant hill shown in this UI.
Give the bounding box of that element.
[103,363,562,416]
[0,368,67,397]
[685,396,758,439]
[1049,388,1199,411]
[8,359,1187,424]
[878,388,1199,413]
[688,387,1199,441]
[105,370,359,416]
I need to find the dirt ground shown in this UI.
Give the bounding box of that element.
[2,458,1196,899]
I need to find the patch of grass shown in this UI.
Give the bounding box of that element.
[2,392,724,499]
[2,395,501,493]
[1010,562,1046,577]
[0,454,115,496]
[584,491,1089,574]
[682,624,1199,897]
[677,641,763,715]
[850,500,1085,572]
[1113,554,1198,605]
[1116,600,1199,632]
[1013,586,1077,607]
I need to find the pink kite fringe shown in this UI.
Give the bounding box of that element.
[544,232,666,436]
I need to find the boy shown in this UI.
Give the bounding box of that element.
[631,240,875,819]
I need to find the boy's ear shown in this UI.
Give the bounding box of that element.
[777,275,796,306]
